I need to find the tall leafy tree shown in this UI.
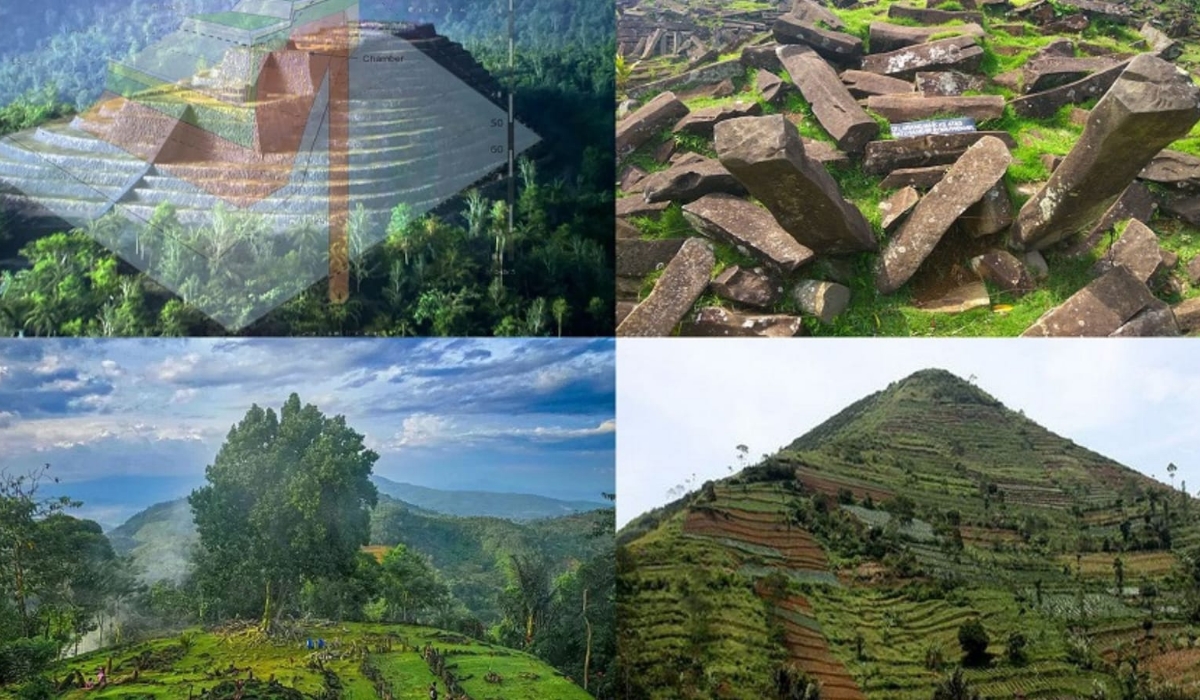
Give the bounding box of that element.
[189,394,378,631]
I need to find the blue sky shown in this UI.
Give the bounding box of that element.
[0,338,615,529]
[618,339,1200,529]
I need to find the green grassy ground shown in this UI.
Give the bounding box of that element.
[5,623,590,700]
[619,1,1200,336]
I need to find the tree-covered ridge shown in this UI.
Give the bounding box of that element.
[0,396,614,698]
[618,370,1200,700]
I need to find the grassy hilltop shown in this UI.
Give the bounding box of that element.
[618,369,1200,699]
[3,622,589,700]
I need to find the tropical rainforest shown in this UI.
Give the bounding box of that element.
[0,0,614,336]
[618,369,1200,700]
[0,395,615,699]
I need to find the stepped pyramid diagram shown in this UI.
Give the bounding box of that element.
[0,0,539,330]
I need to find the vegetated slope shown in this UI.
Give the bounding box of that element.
[109,494,611,624]
[0,622,590,700]
[616,0,1200,337]
[618,369,1200,700]
[371,475,609,521]
[371,498,615,622]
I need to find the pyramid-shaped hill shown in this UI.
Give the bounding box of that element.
[779,368,1161,518]
[618,370,1200,700]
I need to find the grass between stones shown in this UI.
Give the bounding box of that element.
[619,2,1200,335]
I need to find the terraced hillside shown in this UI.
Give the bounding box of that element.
[618,369,1200,699]
[0,622,590,700]
[615,0,1200,337]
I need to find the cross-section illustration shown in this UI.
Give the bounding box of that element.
[0,0,553,332]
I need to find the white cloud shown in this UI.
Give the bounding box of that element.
[170,388,198,404]
[33,355,63,374]
[99,360,124,378]
[153,353,202,382]
[0,411,16,429]
[384,415,615,451]
[394,413,454,448]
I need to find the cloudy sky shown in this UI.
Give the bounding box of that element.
[617,339,1200,529]
[0,338,614,529]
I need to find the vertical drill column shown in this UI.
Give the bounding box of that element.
[328,20,354,304]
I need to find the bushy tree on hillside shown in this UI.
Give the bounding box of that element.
[189,394,379,631]
[957,619,990,666]
[932,668,981,700]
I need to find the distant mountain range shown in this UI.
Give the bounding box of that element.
[370,475,610,521]
[105,481,613,621]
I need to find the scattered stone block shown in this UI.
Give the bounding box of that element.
[961,182,1014,238]
[791,0,846,30]
[792,279,851,323]
[778,45,879,153]
[917,280,991,313]
[673,101,763,139]
[1022,56,1117,93]
[863,131,1016,175]
[915,71,986,97]
[1009,60,1129,119]
[757,69,791,106]
[1021,265,1156,336]
[710,265,781,308]
[866,95,1004,122]
[970,250,1033,295]
[1110,299,1179,336]
[682,193,816,272]
[684,307,804,336]
[616,92,690,157]
[880,186,920,232]
[861,36,984,80]
[617,238,715,336]
[773,16,863,63]
[616,238,687,278]
[1162,194,1200,226]
[1012,55,1200,250]
[887,4,983,25]
[876,136,1013,293]
[1172,297,1200,333]
[715,114,877,254]
[617,197,670,219]
[1091,219,1166,283]
[880,165,952,189]
[841,70,916,99]
[1187,255,1200,285]
[741,43,783,72]
[641,157,747,204]
[1140,149,1200,192]
[867,22,986,53]
[1141,22,1183,60]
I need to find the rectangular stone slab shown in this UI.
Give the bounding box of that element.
[616,238,687,277]
[841,70,916,98]
[1009,60,1129,119]
[715,114,878,254]
[1021,265,1155,336]
[875,135,1013,293]
[861,36,984,80]
[773,15,863,63]
[868,22,986,53]
[887,4,984,25]
[1012,54,1200,249]
[682,193,816,272]
[864,131,1016,175]
[616,92,690,157]
[778,44,879,153]
[867,95,1005,122]
[617,238,715,336]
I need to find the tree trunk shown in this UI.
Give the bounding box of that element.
[583,588,592,691]
[261,580,274,633]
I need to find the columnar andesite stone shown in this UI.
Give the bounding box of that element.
[616,92,690,157]
[867,22,986,54]
[969,250,1033,295]
[961,182,1014,238]
[710,266,781,308]
[673,101,762,139]
[841,70,917,98]
[1091,219,1167,283]
[715,114,878,254]
[684,307,804,337]
[617,238,716,337]
[861,36,984,80]
[777,45,879,153]
[792,279,851,323]
[1011,55,1200,250]
[876,136,1013,294]
[864,132,1016,175]
[866,95,1005,122]
[1009,60,1129,119]
[773,15,863,63]
[682,193,816,272]
[640,157,747,203]
[1021,266,1156,336]
[880,186,920,232]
